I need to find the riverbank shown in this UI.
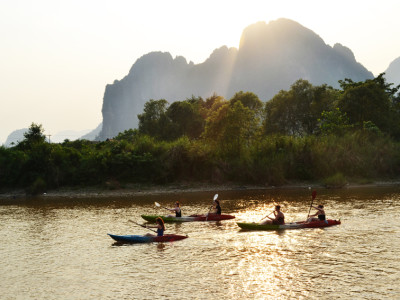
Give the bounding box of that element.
[1,179,400,201]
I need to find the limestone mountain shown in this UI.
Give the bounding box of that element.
[99,18,373,140]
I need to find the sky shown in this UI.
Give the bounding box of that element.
[1,0,400,144]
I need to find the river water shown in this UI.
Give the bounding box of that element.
[1,186,399,299]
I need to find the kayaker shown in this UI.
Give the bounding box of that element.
[211,199,222,215]
[260,205,285,225]
[307,205,326,222]
[166,201,182,217]
[145,217,165,236]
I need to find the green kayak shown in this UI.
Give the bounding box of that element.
[141,214,235,223]
[237,219,341,230]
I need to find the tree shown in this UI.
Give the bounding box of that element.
[202,100,260,157]
[263,80,337,136]
[166,96,205,139]
[137,99,170,139]
[318,108,352,135]
[230,91,263,112]
[13,123,51,191]
[338,74,398,133]
[389,90,400,139]
[16,123,46,150]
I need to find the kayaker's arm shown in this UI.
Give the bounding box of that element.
[308,206,320,217]
[145,224,160,229]
[310,206,324,214]
[261,211,275,221]
[128,220,157,233]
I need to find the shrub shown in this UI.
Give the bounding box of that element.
[26,177,47,196]
[323,172,347,188]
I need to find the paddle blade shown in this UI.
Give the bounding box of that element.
[213,194,218,201]
[155,202,161,207]
[312,190,317,199]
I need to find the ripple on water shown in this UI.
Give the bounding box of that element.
[1,187,400,299]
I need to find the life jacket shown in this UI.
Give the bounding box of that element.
[216,205,221,215]
[176,208,182,217]
[157,228,164,237]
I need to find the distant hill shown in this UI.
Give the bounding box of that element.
[385,57,400,86]
[52,129,93,143]
[3,125,101,147]
[4,128,28,147]
[80,123,102,140]
[99,18,374,140]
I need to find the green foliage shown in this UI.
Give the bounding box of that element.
[2,74,400,191]
[26,177,47,196]
[322,172,347,188]
[138,96,211,141]
[16,123,47,151]
[230,91,263,112]
[318,108,353,135]
[202,98,260,158]
[264,80,338,136]
[311,132,399,179]
[338,74,398,134]
[23,123,46,144]
[362,121,382,135]
[0,146,28,187]
[137,99,170,139]
[166,96,205,139]
[115,129,139,141]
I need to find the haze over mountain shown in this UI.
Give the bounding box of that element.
[385,57,400,86]
[3,127,99,147]
[4,128,28,147]
[98,18,373,140]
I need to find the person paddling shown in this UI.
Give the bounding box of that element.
[307,205,326,222]
[260,205,285,225]
[166,201,182,217]
[210,199,222,215]
[144,217,165,237]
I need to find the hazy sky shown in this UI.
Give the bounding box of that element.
[1,0,399,144]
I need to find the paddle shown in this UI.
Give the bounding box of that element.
[260,211,274,222]
[154,202,169,211]
[306,189,317,221]
[129,219,157,233]
[206,194,218,221]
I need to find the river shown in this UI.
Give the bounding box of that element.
[1,186,399,299]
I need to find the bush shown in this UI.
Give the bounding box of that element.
[323,172,347,188]
[26,177,47,196]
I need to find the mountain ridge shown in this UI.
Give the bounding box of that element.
[98,18,374,140]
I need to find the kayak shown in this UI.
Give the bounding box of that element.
[107,233,188,243]
[237,219,341,231]
[141,214,235,223]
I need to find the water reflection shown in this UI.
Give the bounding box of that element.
[1,186,400,299]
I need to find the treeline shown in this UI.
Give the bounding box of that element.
[1,74,400,195]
